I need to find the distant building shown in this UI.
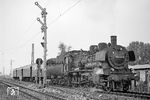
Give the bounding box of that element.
[129,64,150,82]
[129,64,150,91]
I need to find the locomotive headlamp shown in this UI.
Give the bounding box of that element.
[120,48,122,50]
[111,68,114,71]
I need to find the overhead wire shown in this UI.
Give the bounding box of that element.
[1,0,51,70]
[58,0,61,16]
[48,0,82,26]
[3,0,49,54]
[4,0,82,55]
[13,0,50,46]
[1,0,83,71]
[4,31,41,55]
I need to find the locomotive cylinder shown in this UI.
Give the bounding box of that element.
[111,36,117,46]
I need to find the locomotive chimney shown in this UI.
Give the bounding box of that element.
[111,35,117,46]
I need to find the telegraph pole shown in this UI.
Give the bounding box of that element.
[10,60,12,76]
[1,52,5,76]
[31,43,34,65]
[3,67,5,76]
[10,59,14,77]
[35,2,48,86]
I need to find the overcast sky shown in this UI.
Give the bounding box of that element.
[0,0,150,75]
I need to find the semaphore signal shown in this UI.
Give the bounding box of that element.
[35,2,48,86]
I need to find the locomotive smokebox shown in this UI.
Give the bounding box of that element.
[111,36,117,46]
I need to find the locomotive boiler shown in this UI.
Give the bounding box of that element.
[86,36,137,91]
[45,36,138,91]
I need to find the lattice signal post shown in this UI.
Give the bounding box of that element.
[35,2,48,86]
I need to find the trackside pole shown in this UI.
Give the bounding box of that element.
[35,2,48,86]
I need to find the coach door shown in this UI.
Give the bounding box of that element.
[21,69,23,81]
[16,70,17,77]
[30,66,32,78]
[64,57,69,73]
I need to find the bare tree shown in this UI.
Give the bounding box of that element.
[58,42,72,55]
[67,46,72,52]
[58,42,66,54]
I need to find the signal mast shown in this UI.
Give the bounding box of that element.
[35,2,48,86]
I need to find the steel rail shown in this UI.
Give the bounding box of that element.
[0,80,67,100]
[48,85,100,100]
[0,80,41,100]
[96,90,150,99]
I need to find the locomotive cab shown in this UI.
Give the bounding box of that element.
[128,51,136,61]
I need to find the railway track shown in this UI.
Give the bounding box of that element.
[1,78,94,100]
[2,78,150,100]
[47,85,105,100]
[47,84,150,100]
[0,79,67,100]
[96,90,150,100]
[47,85,96,100]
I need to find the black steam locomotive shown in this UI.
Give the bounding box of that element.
[13,36,138,91]
[46,36,138,91]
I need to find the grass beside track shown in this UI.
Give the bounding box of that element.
[0,79,67,100]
